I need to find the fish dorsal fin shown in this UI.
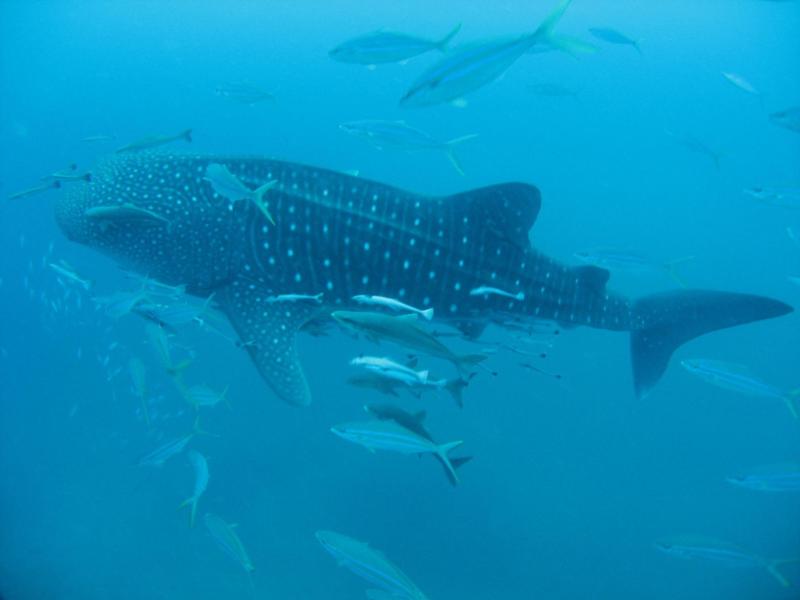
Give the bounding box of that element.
[217,279,322,406]
[446,183,540,249]
[574,265,610,292]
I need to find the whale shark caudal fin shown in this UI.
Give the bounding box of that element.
[631,290,793,399]
[218,279,323,406]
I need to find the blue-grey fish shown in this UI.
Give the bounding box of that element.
[204,163,277,224]
[726,462,800,492]
[265,292,323,304]
[588,27,641,54]
[353,294,433,320]
[81,134,116,143]
[94,289,149,319]
[329,24,461,65]
[743,186,800,209]
[137,418,206,467]
[721,72,760,97]
[316,530,429,600]
[116,129,192,153]
[340,120,477,175]
[331,419,464,484]
[573,248,692,286]
[681,358,800,418]
[364,403,472,486]
[400,0,577,107]
[180,450,209,527]
[215,82,275,105]
[770,106,800,133]
[204,513,255,573]
[333,311,486,373]
[8,180,60,200]
[48,260,93,291]
[665,130,723,169]
[655,535,799,587]
[182,383,229,410]
[129,357,150,427]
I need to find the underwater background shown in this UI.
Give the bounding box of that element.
[1,1,798,598]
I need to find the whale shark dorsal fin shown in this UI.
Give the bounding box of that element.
[446,183,540,249]
[218,279,322,406]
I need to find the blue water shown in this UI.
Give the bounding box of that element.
[1,1,799,599]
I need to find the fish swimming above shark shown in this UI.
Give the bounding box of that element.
[54,152,793,407]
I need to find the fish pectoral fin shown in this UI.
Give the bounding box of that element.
[218,279,322,406]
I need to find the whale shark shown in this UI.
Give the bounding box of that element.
[55,153,793,406]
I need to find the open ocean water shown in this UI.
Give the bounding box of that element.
[1,1,799,599]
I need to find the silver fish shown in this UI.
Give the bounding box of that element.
[265,292,323,304]
[316,530,429,600]
[588,27,641,53]
[331,419,464,484]
[352,294,433,320]
[180,450,209,527]
[116,129,192,153]
[743,186,800,209]
[215,82,275,105]
[469,285,524,301]
[204,163,277,224]
[329,25,460,65]
[340,120,477,175]
[681,358,800,418]
[400,0,576,107]
[85,203,170,228]
[726,462,800,492]
[770,106,800,133]
[48,261,93,291]
[8,180,60,200]
[204,513,254,572]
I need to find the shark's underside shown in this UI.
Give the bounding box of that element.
[55,153,793,405]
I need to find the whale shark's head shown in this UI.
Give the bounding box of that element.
[55,153,243,292]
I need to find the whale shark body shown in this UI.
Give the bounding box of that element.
[55,153,792,406]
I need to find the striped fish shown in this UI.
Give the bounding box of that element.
[331,419,464,484]
[681,358,800,418]
[316,530,428,600]
[656,535,799,587]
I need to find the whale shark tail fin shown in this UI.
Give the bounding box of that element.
[631,290,792,399]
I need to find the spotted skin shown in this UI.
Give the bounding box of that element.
[55,153,792,405]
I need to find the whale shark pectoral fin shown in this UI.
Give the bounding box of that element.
[218,280,322,406]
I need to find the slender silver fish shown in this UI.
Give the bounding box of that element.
[681,358,800,418]
[770,107,800,133]
[180,450,209,527]
[204,163,277,224]
[655,535,799,587]
[116,129,192,153]
[743,186,800,209]
[48,261,93,291]
[400,0,577,107]
[469,285,525,301]
[8,180,61,200]
[329,25,461,65]
[331,419,464,484]
[352,294,434,320]
[316,530,429,600]
[204,513,255,572]
[588,27,641,54]
[726,462,800,492]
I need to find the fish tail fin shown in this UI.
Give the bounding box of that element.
[183,129,193,143]
[631,290,792,399]
[765,558,798,587]
[437,454,473,487]
[436,440,464,485]
[533,0,572,40]
[663,256,694,287]
[253,181,277,224]
[443,134,478,176]
[179,496,198,527]
[783,389,800,419]
[420,308,434,321]
[445,377,470,408]
[436,23,462,50]
[545,34,599,57]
